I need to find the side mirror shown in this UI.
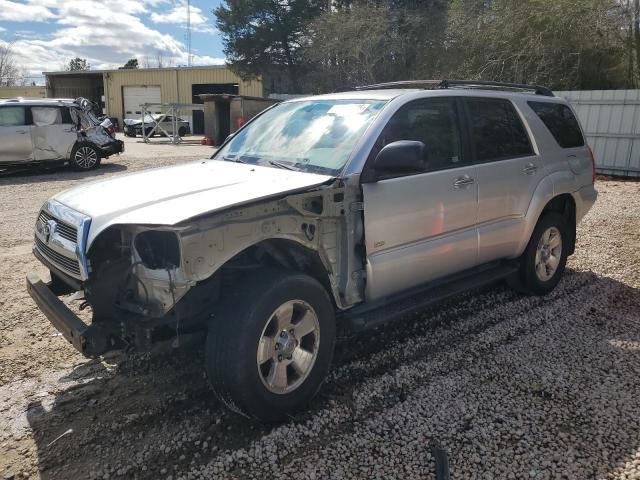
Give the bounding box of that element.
[362,140,426,182]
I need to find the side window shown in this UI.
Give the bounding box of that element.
[528,101,585,148]
[61,107,74,124]
[466,98,533,162]
[0,107,28,127]
[374,97,464,173]
[31,107,63,126]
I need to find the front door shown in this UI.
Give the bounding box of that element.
[0,106,33,164]
[462,97,540,262]
[362,97,479,301]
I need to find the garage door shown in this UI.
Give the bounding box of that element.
[123,86,161,120]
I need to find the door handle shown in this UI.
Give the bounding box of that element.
[453,176,475,188]
[16,130,28,134]
[523,163,538,174]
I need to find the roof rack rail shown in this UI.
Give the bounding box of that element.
[355,79,554,97]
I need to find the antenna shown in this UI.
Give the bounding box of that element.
[186,0,192,66]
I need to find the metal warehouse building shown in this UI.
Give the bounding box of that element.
[43,66,263,134]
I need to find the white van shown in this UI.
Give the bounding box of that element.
[0,97,123,171]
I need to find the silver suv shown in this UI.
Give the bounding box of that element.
[0,97,123,171]
[27,80,597,421]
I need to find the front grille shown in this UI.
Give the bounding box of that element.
[35,237,81,276]
[38,210,78,243]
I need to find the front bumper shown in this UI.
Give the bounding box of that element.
[99,139,124,157]
[26,272,110,357]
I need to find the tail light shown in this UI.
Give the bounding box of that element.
[589,147,596,184]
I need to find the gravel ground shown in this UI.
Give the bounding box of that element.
[0,145,639,480]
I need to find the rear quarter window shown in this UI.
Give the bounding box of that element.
[465,98,534,162]
[528,101,585,148]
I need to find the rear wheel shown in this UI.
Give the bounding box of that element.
[510,212,568,295]
[69,143,101,171]
[205,270,335,421]
[178,126,187,137]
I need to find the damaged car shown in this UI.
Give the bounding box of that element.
[123,114,191,138]
[0,97,123,171]
[27,81,597,421]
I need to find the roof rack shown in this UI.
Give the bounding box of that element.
[354,79,554,97]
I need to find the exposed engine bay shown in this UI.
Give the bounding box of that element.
[71,178,365,356]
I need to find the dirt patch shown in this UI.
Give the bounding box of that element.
[0,162,638,479]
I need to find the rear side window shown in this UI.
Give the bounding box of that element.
[31,107,63,126]
[0,107,28,127]
[465,98,533,162]
[528,101,584,148]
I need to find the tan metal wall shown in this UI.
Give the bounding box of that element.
[0,85,46,98]
[104,67,262,123]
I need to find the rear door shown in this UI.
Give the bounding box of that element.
[463,97,539,263]
[31,106,77,161]
[362,97,479,300]
[0,106,34,164]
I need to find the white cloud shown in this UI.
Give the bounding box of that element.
[0,0,223,77]
[150,0,217,34]
[0,0,56,22]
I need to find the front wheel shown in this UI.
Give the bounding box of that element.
[510,212,568,295]
[69,143,101,171]
[206,270,335,421]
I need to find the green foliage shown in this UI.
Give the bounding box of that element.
[119,58,139,70]
[216,0,634,92]
[447,0,628,89]
[214,0,327,92]
[67,57,90,71]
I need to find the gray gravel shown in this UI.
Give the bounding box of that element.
[0,155,638,479]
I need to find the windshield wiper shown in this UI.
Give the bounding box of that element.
[223,155,248,164]
[268,160,300,171]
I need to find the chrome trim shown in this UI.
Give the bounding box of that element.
[38,199,92,281]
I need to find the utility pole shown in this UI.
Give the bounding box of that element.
[186,0,192,66]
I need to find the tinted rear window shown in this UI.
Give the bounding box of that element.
[466,98,533,162]
[528,101,584,148]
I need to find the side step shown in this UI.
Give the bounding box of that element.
[341,261,519,332]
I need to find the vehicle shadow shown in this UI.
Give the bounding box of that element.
[23,269,640,479]
[0,162,127,186]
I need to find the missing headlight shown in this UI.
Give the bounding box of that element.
[134,231,180,270]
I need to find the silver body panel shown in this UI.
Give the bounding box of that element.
[0,120,34,164]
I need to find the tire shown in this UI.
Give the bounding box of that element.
[510,212,568,296]
[206,269,336,421]
[69,143,101,171]
[178,126,187,137]
[144,127,153,137]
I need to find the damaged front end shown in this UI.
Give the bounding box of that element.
[27,174,366,358]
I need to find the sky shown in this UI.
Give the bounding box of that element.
[0,0,227,83]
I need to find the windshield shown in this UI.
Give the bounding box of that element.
[215,99,386,175]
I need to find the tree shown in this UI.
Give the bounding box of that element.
[446,0,628,90]
[0,43,26,86]
[214,0,327,93]
[67,57,91,71]
[119,58,139,69]
[306,1,449,92]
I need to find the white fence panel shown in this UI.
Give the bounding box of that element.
[556,90,640,177]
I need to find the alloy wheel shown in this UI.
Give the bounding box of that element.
[535,226,562,282]
[256,300,320,394]
[74,146,98,169]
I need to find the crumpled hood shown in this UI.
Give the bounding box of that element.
[53,160,333,246]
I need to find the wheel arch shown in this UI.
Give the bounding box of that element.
[213,238,339,308]
[517,175,577,256]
